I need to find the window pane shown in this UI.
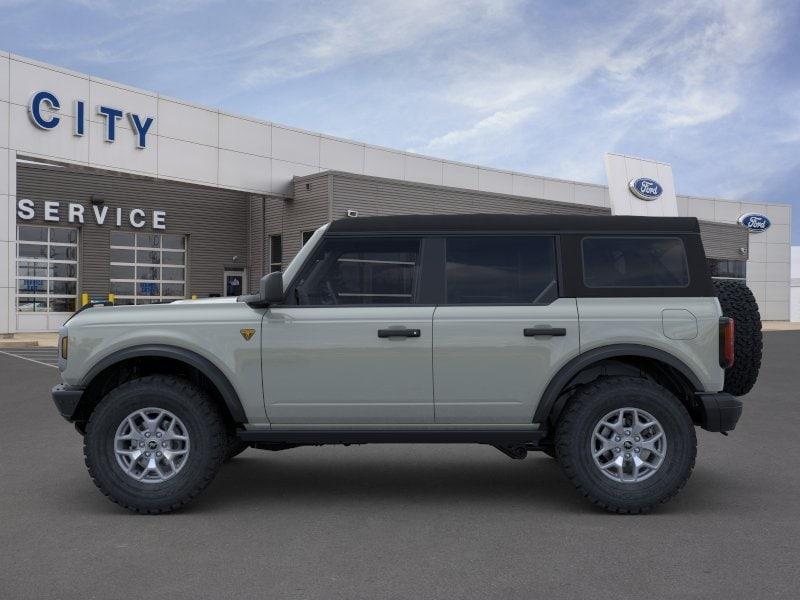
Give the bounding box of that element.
[50,263,78,278]
[49,297,76,312]
[162,283,184,297]
[111,281,135,295]
[18,297,48,312]
[50,245,77,261]
[50,227,78,244]
[138,282,160,296]
[18,279,47,293]
[162,267,184,281]
[162,251,184,266]
[110,265,135,279]
[707,259,746,279]
[295,238,419,305]
[270,235,282,265]
[18,226,47,242]
[136,266,159,280]
[302,231,314,246]
[19,244,48,259]
[137,233,161,248]
[136,249,161,264]
[50,280,76,295]
[111,231,135,247]
[582,237,689,288]
[446,236,558,304]
[110,248,135,263]
[17,261,49,277]
[161,235,184,250]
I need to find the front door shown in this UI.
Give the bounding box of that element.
[261,235,434,424]
[432,235,580,423]
[224,270,246,297]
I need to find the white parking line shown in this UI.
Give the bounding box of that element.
[0,349,59,369]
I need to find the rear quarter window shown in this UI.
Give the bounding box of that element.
[581,236,690,288]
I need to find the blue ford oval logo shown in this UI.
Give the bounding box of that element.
[737,213,771,233]
[628,178,663,201]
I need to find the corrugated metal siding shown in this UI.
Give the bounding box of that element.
[327,172,610,220]
[698,220,749,261]
[16,163,249,298]
[247,196,265,293]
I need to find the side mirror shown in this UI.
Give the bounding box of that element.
[239,271,283,307]
[263,271,284,304]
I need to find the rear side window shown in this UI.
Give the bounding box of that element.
[582,236,689,288]
[293,237,420,305]
[445,236,558,304]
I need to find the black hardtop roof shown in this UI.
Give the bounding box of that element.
[328,213,701,234]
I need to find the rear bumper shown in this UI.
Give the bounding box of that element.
[696,392,742,433]
[52,384,84,422]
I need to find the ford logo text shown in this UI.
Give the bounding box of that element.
[737,213,771,233]
[628,178,663,201]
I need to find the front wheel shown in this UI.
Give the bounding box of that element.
[84,375,227,514]
[555,376,696,514]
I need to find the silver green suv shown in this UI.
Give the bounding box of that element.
[52,214,761,514]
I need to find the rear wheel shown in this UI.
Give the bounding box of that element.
[714,279,762,396]
[555,376,696,514]
[84,375,227,514]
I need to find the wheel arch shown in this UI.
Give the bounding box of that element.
[534,344,703,426]
[76,344,247,427]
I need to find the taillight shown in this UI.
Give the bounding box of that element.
[719,317,734,368]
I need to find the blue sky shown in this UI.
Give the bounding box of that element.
[3,0,800,239]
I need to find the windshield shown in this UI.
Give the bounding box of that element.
[281,223,329,288]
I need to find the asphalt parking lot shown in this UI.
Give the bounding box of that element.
[1,333,799,599]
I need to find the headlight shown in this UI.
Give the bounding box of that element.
[60,335,68,360]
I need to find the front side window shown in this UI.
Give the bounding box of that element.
[293,237,420,305]
[16,225,79,313]
[110,232,186,305]
[445,236,558,304]
[582,236,689,288]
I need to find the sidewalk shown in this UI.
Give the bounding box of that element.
[0,333,58,348]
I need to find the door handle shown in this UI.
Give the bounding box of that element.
[524,327,566,337]
[378,328,421,338]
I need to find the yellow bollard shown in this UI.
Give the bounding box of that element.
[81,292,90,306]
[108,293,116,304]
[191,294,197,300]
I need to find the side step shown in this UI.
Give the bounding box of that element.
[238,427,546,446]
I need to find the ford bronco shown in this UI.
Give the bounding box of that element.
[51,214,761,513]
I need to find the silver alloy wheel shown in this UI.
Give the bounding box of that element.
[591,407,666,483]
[114,408,190,484]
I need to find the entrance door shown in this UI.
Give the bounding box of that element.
[224,270,246,297]
[432,235,580,423]
[261,235,434,424]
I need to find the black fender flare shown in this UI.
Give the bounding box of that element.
[80,344,247,423]
[532,344,704,424]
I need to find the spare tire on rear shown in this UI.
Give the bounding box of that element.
[713,279,762,396]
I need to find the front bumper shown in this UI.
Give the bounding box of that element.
[52,384,85,422]
[696,392,742,433]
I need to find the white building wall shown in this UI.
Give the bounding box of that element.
[679,195,791,320]
[790,247,800,322]
[0,50,793,331]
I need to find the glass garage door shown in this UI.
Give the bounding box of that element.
[109,232,187,305]
[16,225,79,331]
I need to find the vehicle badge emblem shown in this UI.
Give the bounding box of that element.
[240,328,255,341]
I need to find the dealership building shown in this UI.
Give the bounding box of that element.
[0,51,793,333]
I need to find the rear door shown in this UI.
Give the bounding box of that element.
[262,235,434,424]
[432,235,579,424]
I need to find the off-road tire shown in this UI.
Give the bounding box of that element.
[713,279,762,396]
[84,375,227,514]
[555,376,696,514]
[224,436,249,462]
